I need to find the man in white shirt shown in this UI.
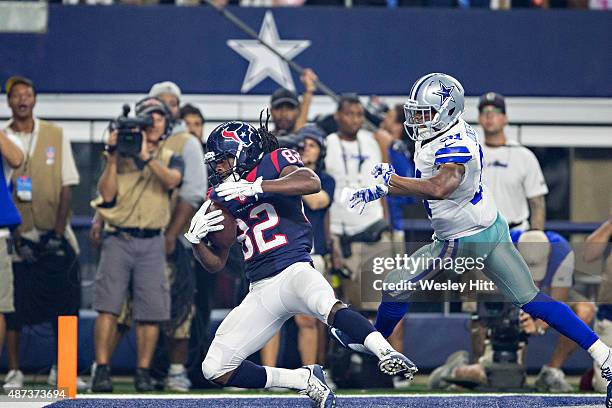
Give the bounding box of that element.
[479,92,548,231]
[324,94,391,308]
[0,129,24,366]
[2,76,82,391]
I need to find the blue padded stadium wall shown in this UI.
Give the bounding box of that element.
[1,6,611,97]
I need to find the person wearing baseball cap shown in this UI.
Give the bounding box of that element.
[478,91,506,115]
[478,90,548,232]
[269,68,319,139]
[145,80,207,391]
[149,81,182,123]
[270,87,301,138]
[90,90,185,392]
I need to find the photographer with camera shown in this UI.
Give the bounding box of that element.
[91,84,207,392]
[2,76,83,391]
[90,97,184,393]
[147,82,207,391]
[429,230,594,392]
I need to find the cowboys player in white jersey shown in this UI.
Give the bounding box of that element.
[333,73,612,406]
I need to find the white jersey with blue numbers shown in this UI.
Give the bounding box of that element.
[414,118,498,240]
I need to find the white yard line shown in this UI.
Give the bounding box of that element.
[78,393,604,399]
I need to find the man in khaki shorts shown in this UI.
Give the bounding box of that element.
[92,83,206,392]
[90,97,183,393]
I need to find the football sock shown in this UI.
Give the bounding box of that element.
[589,339,611,368]
[168,364,185,375]
[332,307,375,344]
[375,301,408,339]
[364,331,396,360]
[521,292,598,351]
[226,360,267,389]
[264,366,309,390]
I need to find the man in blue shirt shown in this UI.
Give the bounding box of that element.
[0,127,23,372]
[511,230,595,392]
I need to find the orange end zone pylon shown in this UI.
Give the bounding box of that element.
[57,316,78,398]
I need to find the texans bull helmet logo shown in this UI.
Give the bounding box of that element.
[221,122,256,148]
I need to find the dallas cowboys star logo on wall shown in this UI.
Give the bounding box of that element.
[227,11,311,93]
[433,81,456,105]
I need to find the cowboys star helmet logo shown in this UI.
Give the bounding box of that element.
[433,81,456,106]
[221,123,255,148]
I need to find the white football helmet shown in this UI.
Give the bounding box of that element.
[404,73,465,141]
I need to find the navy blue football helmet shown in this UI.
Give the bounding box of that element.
[205,121,265,186]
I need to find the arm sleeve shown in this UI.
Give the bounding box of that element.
[433,144,473,166]
[168,154,185,177]
[522,149,549,199]
[177,137,207,209]
[61,132,80,186]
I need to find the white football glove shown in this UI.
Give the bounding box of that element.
[371,163,396,185]
[184,200,225,244]
[342,184,389,215]
[215,176,263,201]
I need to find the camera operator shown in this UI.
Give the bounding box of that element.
[91,85,207,391]
[429,230,594,392]
[147,82,207,391]
[90,97,184,393]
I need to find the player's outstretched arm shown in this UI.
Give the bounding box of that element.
[261,166,321,196]
[388,163,464,200]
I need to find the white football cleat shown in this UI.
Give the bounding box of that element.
[300,364,336,408]
[378,351,418,380]
[600,350,612,408]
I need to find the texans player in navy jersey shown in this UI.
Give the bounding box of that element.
[184,117,416,408]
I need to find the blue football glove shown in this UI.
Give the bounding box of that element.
[371,163,396,185]
[346,184,389,215]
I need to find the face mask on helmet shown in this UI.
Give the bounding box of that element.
[205,121,266,187]
[403,73,465,141]
[204,151,240,187]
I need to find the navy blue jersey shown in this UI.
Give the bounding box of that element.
[210,148,313,282]
[303,171,335,256]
